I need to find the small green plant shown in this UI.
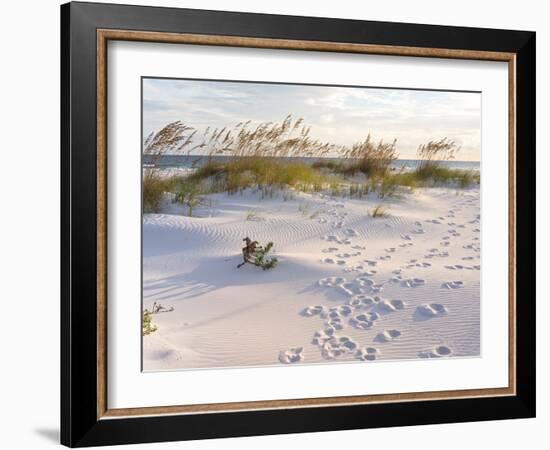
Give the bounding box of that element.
[246,210,257,221]
[142,302,174,336]
[369,204,389,218]
[238,238,278,270]
[142,310,157,336]
[254,242,278,270]
[174,180,203,217]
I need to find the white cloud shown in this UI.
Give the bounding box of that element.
[143,78,481,161]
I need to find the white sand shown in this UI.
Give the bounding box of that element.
[142,187,480,371]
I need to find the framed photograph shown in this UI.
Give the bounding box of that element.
[61,1,536,447]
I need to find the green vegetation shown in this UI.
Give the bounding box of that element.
[142,302,175,335]
[142,310,157,336]
[245,209,265,221]
[369,204,389,218]
[174,178,203,217]
[254,242,278,270]
[143,172,169,213]
[408,137,478,186]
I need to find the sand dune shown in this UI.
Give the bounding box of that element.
[142,187,480,371]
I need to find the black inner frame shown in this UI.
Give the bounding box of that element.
[61,2,536,447]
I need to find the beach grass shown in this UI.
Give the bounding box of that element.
[142,119,479,209]
[369,204,389,218]
[143,171,170,213]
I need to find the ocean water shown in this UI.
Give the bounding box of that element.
[143,154,480,172]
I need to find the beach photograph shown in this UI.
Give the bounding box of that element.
[141,78,481,371]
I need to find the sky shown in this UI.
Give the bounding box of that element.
[142,78,481,161]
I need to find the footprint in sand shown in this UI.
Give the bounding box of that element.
[352,245,366,250]
[399,242,414,248]
[326,317,344,330]
[445,264,469,270]
[416,303,447,318]
[385,247,396,253]
[401,234,412,241]
[318,276,346,287]
[369,283,384,293]
[364,260,378,267]
[321,336,359,359]
[418,345,452,358]
[375,298,405,313]
[349,312,380,330]
[344,264,365,273]
[338,252,361,259]
[312,328,336,346]
[359,270,377,276]
[411,228,425,234]
[301,305,325,316]
[344,228,359,237]
[356,347,380,361]
[324,305,353,318]
[338,282,363,296]
[336,253,352,258]
[415,262,431,268]
[378,255,392,261]
[348,294,376,309]
[441,281,464,289]
[322,257,336,264]
[322,235,352,245]
[322,247,339,253]
[400,278,425,288]
[375,329,402,342]
[355,276,374,287]
[279,347,304,364]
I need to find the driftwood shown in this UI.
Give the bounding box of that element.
[237,237,278,270]
[237,237,259,268]
[147,301,175,314]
